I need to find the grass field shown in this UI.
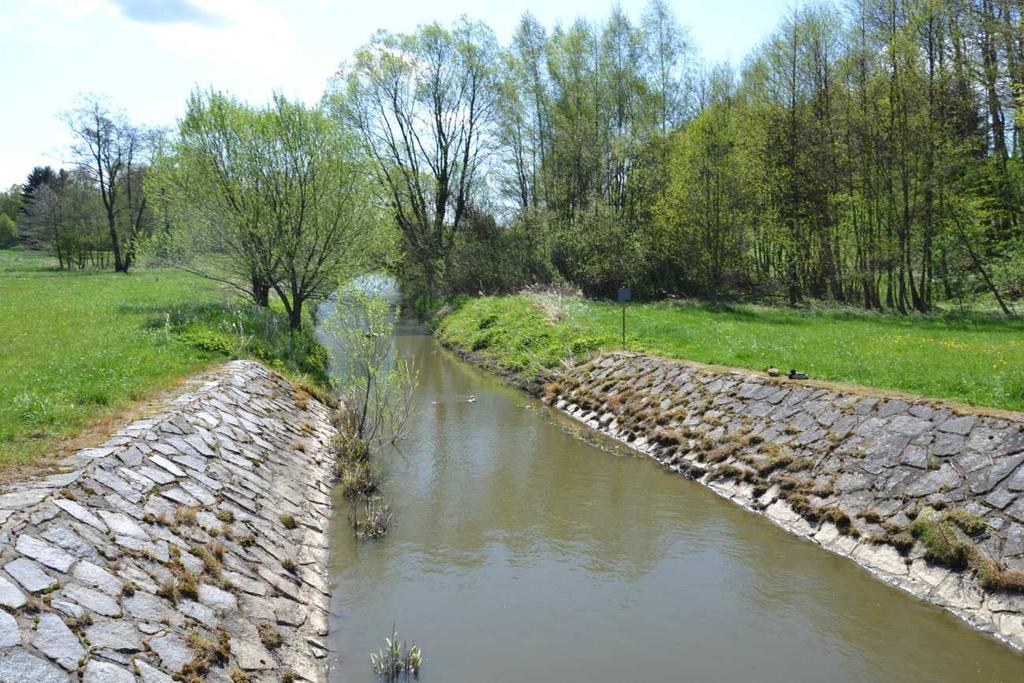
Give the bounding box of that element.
[435,294,1024,412]
[0,250,328,470]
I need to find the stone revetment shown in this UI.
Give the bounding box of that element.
[547,352,1024,652]
[0,361,336,682]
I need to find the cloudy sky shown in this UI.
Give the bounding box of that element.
[0,0,792,188]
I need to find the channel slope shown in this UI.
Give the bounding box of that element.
[0,360,336,682]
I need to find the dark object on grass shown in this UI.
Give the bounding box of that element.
[788,369,808,380]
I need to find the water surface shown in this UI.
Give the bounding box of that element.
[327,324,1024,682]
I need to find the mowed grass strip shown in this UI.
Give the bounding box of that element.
[435,294,1024,412]
[0,250,229,467]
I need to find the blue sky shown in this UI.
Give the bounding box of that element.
[0,0,793,188]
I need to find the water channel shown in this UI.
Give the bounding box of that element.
[324,322,1024,682]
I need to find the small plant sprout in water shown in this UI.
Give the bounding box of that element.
[370,625,422,681]
[352,497,393,539]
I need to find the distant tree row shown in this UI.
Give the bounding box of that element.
[333,0,1022,312]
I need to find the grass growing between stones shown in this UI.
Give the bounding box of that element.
[434,294,1024,411]
[0,249,330,471]
[908,507,1024,592]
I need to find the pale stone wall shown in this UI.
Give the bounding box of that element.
[0,360,336,682]
[548,352,1024,651]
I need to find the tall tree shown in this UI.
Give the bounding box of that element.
[334,19,499,298]
[64,97,154,272]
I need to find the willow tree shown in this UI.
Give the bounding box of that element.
[331,19,499,298]
[150,90,381,329]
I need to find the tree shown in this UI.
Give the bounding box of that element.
[0,185,21,247]
[20,167,56,209]
[64,96,155,272]
[19,170,108,268]
[151,90,383,329]
[333,18,499,299]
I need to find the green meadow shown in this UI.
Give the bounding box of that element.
[0,250,327,469]
[435,294,1024,412]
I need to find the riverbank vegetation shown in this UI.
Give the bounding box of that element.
[328,290,417,540]
[434,293,1024,411]
[0,250,329,468]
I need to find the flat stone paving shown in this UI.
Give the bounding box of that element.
[553,352,1024,652]
[0,361,336,682]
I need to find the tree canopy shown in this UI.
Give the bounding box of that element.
[149,90,388,329]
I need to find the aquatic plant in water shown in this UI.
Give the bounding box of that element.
[370,625,421,680]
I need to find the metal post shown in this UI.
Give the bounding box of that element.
[621,303,626,348]
[617,285,631,350]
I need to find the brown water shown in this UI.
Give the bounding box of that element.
[326,324,1024,682]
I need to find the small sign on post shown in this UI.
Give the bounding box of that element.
[617,286,632,348]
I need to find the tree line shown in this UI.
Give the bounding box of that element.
[5,0,1022,318]
[330,0,1022,312]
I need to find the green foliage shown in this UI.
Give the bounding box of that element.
[148,89,389,327]
[325,288,416,446]
[434,294,613,380]
[369,625,422,681]
[0,215,15,248]
[179,330,234,355]
[436,294,1024,410]
[158,302,329,387]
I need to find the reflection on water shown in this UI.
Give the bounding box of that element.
[326,324,1024,683]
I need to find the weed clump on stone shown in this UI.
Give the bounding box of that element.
[944,509,988,537]
[978,560,1024,593]
[216,509,235,524]
[190,545,223,578]
[756,455,794,477]
[180,630,231,680]
[175,506,198,526]
[858,509,882,524]
[282,558,297,574]
[910,508,975,570]
[229,669,250,683]
[257,621,282,649]
[157,578,179,605]
[820,507,855,535]
[280,513,298,530]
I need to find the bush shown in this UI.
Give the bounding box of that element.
[0,214,15,248]
[156,302,330,388]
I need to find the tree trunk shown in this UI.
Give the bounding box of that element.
[251,276,271,307]
[288,298,304,331]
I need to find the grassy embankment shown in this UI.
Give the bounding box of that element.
[0,249,329,471]
[434,294,1024,412]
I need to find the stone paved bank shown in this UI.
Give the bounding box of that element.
[547,352,1024,651]
[0,361,336,682]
